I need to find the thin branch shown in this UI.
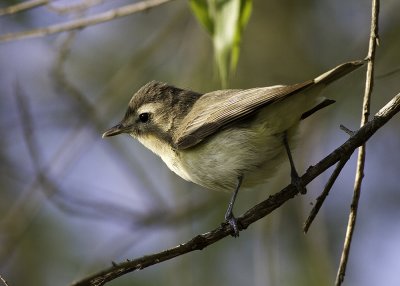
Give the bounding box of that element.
[335,0,380,285]
[15,82,42,171]
[339,124,356,136]
[303,154,350,233]
[0,0,49,16]
[47,0,104,15]
[0,275,9,286]
[303,122,356,232]
[70,92,400,286]
[0,0,175,43]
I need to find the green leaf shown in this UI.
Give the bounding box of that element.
[188,0,214,34]
[231,0,252,71]
[189,0,252,87]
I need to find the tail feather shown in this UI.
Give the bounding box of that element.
[314,59,366,85]
[300,99,336,120]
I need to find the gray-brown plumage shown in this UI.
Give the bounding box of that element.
[103,60,364,236]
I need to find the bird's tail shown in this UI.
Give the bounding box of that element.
[314,59,366,85]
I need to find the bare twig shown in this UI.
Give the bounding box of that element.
[0,274,10,286]
[303,154,350,233]
[0,0,175,43]
[335,0,380,285]
[303,121,357,232]
[339,124,356,136]
[47,0,104,14]
[70,91,400,286]
[0,0,49,16]
[15,83,41,170]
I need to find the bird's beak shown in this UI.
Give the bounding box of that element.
[102,123,125,138]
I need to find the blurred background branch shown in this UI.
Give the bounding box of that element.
[0,0,49,16]
[0,0,175,42]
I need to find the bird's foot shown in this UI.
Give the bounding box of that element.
[292,172,307,194]
[224,211,240,237]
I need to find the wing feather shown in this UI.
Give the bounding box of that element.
[173,60,364,149]
[174,81,313,149]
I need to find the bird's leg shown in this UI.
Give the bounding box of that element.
[224,176,243,237]
[283,132,307,194]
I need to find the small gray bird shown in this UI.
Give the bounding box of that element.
[103,60,364,236]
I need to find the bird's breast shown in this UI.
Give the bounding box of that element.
[177,124,298,192]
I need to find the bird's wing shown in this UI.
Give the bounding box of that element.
[173,81,313,149]
[173,60,364,149]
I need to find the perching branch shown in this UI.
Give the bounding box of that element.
[335,0,380,285]
[0,0,175,43]
[70,91,400,286]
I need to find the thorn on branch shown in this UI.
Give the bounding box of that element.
[375,36,380,46]
[340,124,356,137]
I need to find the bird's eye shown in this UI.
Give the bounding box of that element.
[139,112,150,123]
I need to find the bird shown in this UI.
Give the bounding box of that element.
[103,60,364,237]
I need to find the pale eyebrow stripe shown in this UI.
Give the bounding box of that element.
[137,102,163,114]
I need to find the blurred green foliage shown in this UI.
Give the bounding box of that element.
[189,0,252,87]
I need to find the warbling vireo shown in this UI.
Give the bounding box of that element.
[103,60,364,236]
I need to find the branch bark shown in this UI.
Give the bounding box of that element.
[71,91,400,286]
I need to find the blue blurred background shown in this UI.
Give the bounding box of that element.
[0,0,400,285]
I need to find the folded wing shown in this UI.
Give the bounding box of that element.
[174,60,364,150]
[174,81,313,149]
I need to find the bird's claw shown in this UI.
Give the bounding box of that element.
[225,212,240,237]
[292,175,307,194]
